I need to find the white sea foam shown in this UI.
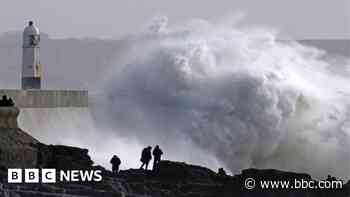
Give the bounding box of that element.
[98,17,350,178]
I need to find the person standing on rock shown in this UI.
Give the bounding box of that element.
[110,155,121,174]
[0,95,9,107]
[218,168,227,176]
[140,146,152,170]
[152,145,163,171]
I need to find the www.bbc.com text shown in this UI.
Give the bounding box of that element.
[244,178,343,190]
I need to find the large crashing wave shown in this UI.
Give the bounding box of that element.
[99,18,350,179]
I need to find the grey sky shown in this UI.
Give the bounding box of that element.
[0,0,349,39]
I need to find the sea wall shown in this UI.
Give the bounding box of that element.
[0,89,88,108]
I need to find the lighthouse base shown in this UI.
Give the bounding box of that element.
[22,77,41,90]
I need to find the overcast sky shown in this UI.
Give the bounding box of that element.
[0,0,349,39]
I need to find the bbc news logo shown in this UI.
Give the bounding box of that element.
[8,169,102,183]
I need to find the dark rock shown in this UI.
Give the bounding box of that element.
[40,144,93,170]
[0,107,19,129]
[156,160,217,183]
[241,168,312,180]
[0,108,38,169]
[0,107,349,197]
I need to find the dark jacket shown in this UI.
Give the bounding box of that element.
[141,148,152,163]
[110,156,121,166]
[152,147,163,159]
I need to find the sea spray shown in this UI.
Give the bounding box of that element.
[98,17,350,179]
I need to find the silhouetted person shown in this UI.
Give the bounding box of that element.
[3,95,8,106]
[0,95,6,107]
[140,146,152,170]
[218,168,227,176]
[0,95,14,107]
[110,155,121,174]
[152,145,163,171]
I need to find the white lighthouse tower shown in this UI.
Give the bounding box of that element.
[1,21,88,108]
[22,21,41,89]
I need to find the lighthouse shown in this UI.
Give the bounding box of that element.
[22,21,41,89]
[0,20,88,108]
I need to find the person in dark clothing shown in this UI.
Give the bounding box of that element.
[218,168,227,176]
[0,95,7,107]
[140,146,152,170]
[3,95,9,106]
[0,95,14,107]
[110,155,121,174]
[152,145,163,171]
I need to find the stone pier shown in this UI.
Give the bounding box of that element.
[0,89,88,108]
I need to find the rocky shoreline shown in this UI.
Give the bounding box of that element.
[0,106,348,197]
[0,159,348,197]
